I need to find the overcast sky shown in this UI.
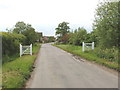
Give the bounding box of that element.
[0,0,100,36]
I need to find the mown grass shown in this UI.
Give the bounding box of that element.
[2,43,41,88]
[53,44,119,71]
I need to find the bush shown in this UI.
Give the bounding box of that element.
[94,47,118,62]
[1,32,26,56]
[60,34,70,44]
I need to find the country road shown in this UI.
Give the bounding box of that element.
[26,43,118,88]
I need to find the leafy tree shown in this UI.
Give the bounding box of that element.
[69,27,87,45]
[93,1,119,48]
[6,28,12,33]
[55,21,70,37]
[85,31,98,46]
[68,32,75,44]
[36,32,43,43]
[60,34,70,44]
[48,36,55,42]
[22,24,38,45]
[13,21,26,34]
[13,21,39,45]
[75,27,87,45]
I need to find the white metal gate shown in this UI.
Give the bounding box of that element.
[20,44,32,57]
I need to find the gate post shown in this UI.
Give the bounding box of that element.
[82,42,85,52]
[20,44,22,57]
[30,44,32,55]
[92,42,94,50]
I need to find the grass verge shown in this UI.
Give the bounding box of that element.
[53,44,119,71]
[2,44,41,88]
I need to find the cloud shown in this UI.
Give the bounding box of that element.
[0,0,99,35]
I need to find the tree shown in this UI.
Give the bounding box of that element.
[13,21,26,34]
[75,27,87,45]
[48,36,55,42]
[85,31,98,46]
[55,21,70,37]
[36,32,43,43]
[69,27,87,45]
[13,21,39,45]
[93,1,119,48]
[60,34,70,44]
[22,24,38,45]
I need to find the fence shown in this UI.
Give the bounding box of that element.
[20,44,32,57]
[82,42,94,52]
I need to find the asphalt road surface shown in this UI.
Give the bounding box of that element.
[26,44,118,88]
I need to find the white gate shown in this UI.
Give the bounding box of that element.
[20,44,32,57]
[82,42,94,52]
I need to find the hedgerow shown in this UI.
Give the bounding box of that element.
[1,32,26,56]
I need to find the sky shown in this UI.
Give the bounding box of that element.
[0,0,100,36]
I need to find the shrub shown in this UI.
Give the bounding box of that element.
[94,47,118,62]
[1,32,26,56]
[60,34,70,44]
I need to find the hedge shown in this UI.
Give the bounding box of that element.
[1,32,26,56]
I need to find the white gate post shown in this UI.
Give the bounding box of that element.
[82,42,85,52]
[92,42,94,50]
[30,44,32,55]
[20,44,22,57]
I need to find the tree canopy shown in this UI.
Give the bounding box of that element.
[13,21,39,45]
[55,21,70,37]
[93,1,119,48]
[69,27,87,45]
[13,21,26,34]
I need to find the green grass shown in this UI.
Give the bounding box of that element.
[2,54,19,64]
[2,44,41,88]
[33,43,41,54]
[53,44,119,71]
[2,43,41,64]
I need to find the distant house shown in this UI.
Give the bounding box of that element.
[42,36,49,43]
[42,36,55,43]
